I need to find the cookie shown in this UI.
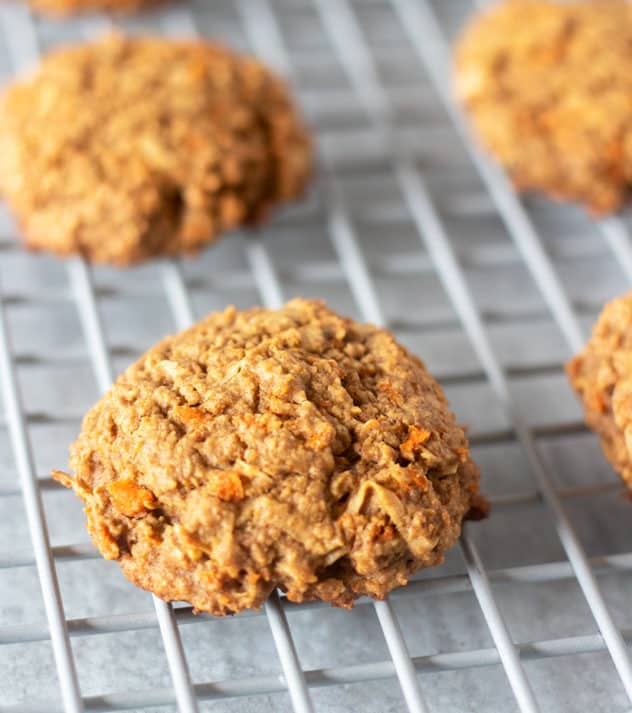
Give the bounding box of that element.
[54,299,482,614]
[0,34,312,266]
[454,0,632,215]
[27,0,161,15]
[567,291,632,490]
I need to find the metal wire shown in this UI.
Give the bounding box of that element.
[397,140,632,703]
[311,2,539,709]
[0,285,84,713]
[3,546,632,646]
[1,1,632,712]
[236,2,433,711]
[157,8,316,712]
[0,6,83,713]
[5,625,632,713]
[390,0,632,702]
[68,261,200,713]
[391,0,585,353]
[600,217,632,283]
[0,7,200,713]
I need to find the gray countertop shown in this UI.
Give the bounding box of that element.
[1,1,631,711]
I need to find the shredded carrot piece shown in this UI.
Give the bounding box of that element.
[175,405,212,427]
[210,470,245,502]
[399,426,431,460]
[107,479,158,517]
[378,380,401,402]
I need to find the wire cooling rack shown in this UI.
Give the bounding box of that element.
[1,0,632,711]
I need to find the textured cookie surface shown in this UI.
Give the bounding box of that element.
[568,291,632,490]
[0,34,312,265]
[455,0,632,214]
[55,299,481,615]
[28,0,160,15]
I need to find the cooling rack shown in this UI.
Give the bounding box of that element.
[1,0,632,711]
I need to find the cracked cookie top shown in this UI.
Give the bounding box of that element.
[55,299,481,614]
[455,0,632,214]
[0,34,312,265]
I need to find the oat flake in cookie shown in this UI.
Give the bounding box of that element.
[567,291,632,491]
[27,0,162,15]
[0,34,312,266]
[455,0,632,215]
[54,299,482,615]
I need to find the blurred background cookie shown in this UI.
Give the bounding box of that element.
[27,0,164,16]
[454,0,632,214]
[54,299,481,615]
[0,34,312,265]
[568,291,632,491]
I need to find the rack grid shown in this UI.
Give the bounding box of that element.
[0,1,631,711]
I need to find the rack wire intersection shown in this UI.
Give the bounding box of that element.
[0,1,631,712]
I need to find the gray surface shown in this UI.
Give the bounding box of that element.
[1,0,632,711]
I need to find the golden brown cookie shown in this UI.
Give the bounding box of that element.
[454,0,632,215]
[54,299,481,614]
[27,0,161,15]
[0,34,312,266]
[567,291,632,490]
